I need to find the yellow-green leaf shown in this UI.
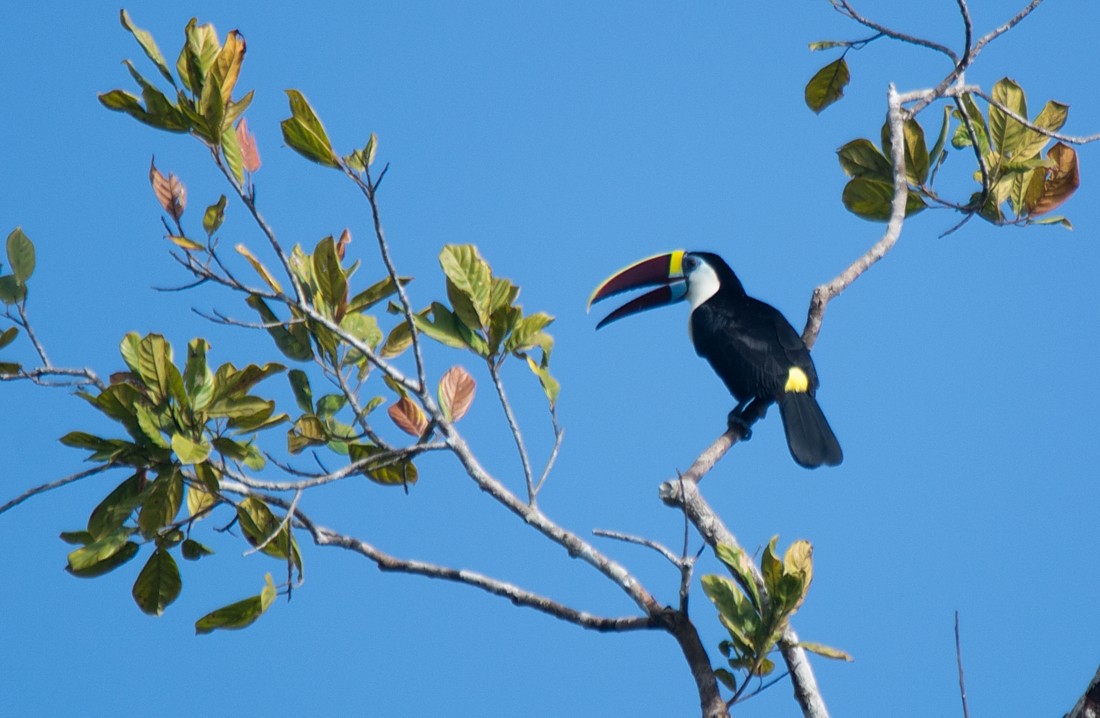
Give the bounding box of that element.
[280,90,339,168]
[195,573,276,634]
[7,227,35,283]
[131,548,182,616]
[804,57,849,114]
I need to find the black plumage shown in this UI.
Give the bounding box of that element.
[687,252,842,468]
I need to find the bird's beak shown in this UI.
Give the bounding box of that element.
[587,250,687,329]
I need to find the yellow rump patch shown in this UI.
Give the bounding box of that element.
[785,367,809,393]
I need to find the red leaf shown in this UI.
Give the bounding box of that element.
[236,118,261,173]
[439,366,476,422]
[336,228,351,260]
[388,396,427,436]
[149,158,186,222]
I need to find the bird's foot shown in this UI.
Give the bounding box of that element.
[726,410,753,441]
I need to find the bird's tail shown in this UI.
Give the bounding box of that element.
[777,392,843,469]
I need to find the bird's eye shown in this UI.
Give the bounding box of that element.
[683,256,698,271]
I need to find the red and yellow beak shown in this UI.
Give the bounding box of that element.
[587,250,688,329]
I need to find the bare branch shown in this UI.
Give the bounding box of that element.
[832,0,958,63]
[305,517,657,633]
[0,464,116,517]
[802,84,909,349]
[971,0,1044,55]
[0,366,106,391]
[955,611,971,718]
[593,528,684,568]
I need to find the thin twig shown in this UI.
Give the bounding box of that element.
[833,0,958,62]
[0,464,116,517]
[592,528,684,568]
[972,89,1100,145]
[488,360,536,502]
[955,611,971,718]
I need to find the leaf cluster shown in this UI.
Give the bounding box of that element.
[100,10,255,184]
[59,333,298,631]
[702,539,850,696]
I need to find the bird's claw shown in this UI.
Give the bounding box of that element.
[727,410,753,441]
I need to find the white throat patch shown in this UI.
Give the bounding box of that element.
[685,261,720,310]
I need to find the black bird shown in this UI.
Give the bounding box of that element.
[588,250,842,468]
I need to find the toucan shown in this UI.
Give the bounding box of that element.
[588,250,842,469]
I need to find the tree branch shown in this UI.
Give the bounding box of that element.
[660,436,830,718]
[0,464,116,517]
[802,84,909,349]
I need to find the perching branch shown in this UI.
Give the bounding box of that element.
[802,84,909,350]
[659,441,829,718]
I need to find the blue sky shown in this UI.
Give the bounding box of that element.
[2,2,1098,716]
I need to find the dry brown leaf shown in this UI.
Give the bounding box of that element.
[388,395,428,436]
[236,117,261,173]
[439,366,476,422]
[1030,142,1080,216]
[149,158,186,221]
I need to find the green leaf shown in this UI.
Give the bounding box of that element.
[88,472,146,540]
[339,312,383,351]
[0,361,21,375]
[505,312,555,354]
[0,275,26,304]
[121,60,189,132]
[951,94,990,156]
[66,528,134,573]
[280,90,339,168]
[287,369,314,413]
[246,295,314,362]
[7,227,35,283]
[172,433,212,464]
[138,470,184,536]
[346,275,412,313]
[714,668,737,692]
[119,9,176,86]
[221,121,245,184]
[881,118,930,185]
[183,338,215,410]
[313,235,348,315]
[412,302,470,350]
[525,354,560,409]
[59,530,94,545]
[182,538,215,560]
[989,77,1028,158]
[202,196,228,240]
[798,641,854,662]
[349,443,419,486]
[135,333,177,402]
[807,40,847,52]
[287,414,327,454]
[379,319,415,358]
[0,326,17,351]
[439,245,492,329]
[67,539,140,578]
[836,139,891,179]
[236,498,303,575]
[195,573,276,634]
[715,542,761,611]
[928,105,952,172]
[131,548,182,616]
[804,57,849,114]
[841,177,926,221]
[1016,100,1070,159]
